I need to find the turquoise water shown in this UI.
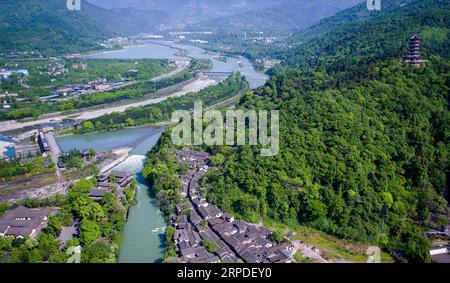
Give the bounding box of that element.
[89,41,268,88]
[57,127,163,153]
[56,127,167,263]
[114,155,167,263]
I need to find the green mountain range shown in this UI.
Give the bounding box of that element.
[88,0,363,31]
[0,0,175,56]
[0,0,111,55]
[191,0,362,31]
[0,0,368,56]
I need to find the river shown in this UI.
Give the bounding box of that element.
[55,42,268,263]
[57,126,167,263]
[89,41,268,89]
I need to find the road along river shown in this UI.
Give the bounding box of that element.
[0,41,267,135]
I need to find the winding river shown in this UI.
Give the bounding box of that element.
[57,42,268,262]
[58,126,167,263]
[89,41,268,89]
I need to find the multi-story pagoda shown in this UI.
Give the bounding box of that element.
[403,35,428,67]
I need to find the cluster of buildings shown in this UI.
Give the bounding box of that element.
[0,129,52,160]
[0,206,56,239]
[169,59,191,68]
[170,150,295,263]
[0,69,29,80]
[42,62,68,77]
[41,78,126,101]
[88,170,134,201]
[251,36,284,45]
[72,63,88,70]
[0,51,43,60]
[168,31,213,40]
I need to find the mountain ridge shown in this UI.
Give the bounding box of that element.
[88,0,365,31]
[0,0,178,55]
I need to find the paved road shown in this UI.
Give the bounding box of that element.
[44,131,63,190]
[0,63,186,134]
[151,65,185,82]
[293,240,328,263]
[76,78,215,120]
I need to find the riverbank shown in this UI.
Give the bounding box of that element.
[58,126,168,262]
[0,41,268,136]
[99,147,132,173]
[0,75,212,135]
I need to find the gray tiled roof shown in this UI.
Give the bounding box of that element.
[88,188,109,198]
[0,206,55,238]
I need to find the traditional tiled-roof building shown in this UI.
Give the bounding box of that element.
[0,206,56,239]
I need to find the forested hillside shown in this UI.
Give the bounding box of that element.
[0,0,113,55]
[277,0,449,72]
[88,0,279,24]
[144,0,449,263]
[0,0,174,55]
[286,0,418,44]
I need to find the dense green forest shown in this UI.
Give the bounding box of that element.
[0,0,175,56]
[142,132,182,219]
[0,0,112,56]
[142,0,449,263]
